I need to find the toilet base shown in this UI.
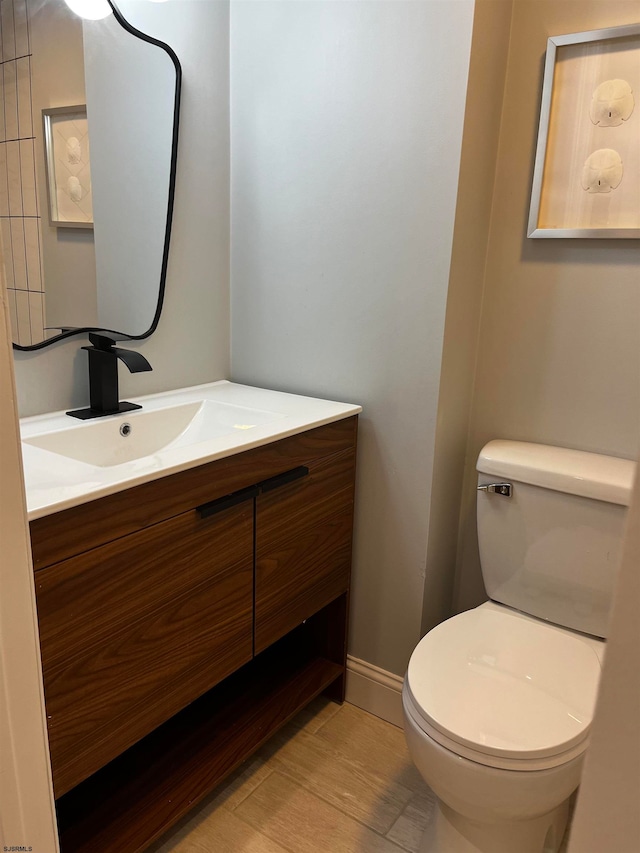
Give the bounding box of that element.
[418,798,570,853]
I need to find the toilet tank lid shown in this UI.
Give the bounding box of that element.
[477,440,635,506]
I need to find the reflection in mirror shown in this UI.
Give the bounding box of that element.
[2,0,180,349]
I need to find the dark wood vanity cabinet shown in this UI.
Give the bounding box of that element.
[29,416,357,853]
[36,503,254,798]
[255,447,356,652]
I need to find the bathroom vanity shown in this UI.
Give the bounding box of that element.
[21,382,360,853]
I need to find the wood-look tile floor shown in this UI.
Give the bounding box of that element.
[150,699,574,853]
[149,699,436,853]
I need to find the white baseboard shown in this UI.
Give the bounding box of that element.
[345,655,404,728]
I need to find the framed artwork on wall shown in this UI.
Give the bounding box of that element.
[42,104,93,229]
[528,23,640,238]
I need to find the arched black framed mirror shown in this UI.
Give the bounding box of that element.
[5,0,181,351]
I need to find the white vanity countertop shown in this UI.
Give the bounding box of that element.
[20,381,362,520]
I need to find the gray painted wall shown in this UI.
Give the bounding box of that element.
[14,1,230,416]
[230,0,475,676]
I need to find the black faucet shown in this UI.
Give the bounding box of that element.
[67,332,152,420]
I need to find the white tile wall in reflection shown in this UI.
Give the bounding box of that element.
[10,217,27,288]
[13,287,31,343]
[3,60,19,140]
[0,0,45,347]
[17,56,33,138]
[1,0,30,62]
[20,138,38,215]
[14,0,31,62]
[24,217,42,288]
[0,146,8,216]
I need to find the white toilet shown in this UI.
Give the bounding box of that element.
[403,440,635,853]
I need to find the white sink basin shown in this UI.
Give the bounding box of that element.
[20,380,362,520]
[24,399,286,468]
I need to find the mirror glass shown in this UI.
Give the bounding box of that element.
[2,0,179,349]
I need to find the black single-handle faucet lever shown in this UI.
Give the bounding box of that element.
[67,332,152,420]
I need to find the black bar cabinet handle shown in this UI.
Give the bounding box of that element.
[258,466,309,494]
[197,485,259,519]
[197,466,309,519]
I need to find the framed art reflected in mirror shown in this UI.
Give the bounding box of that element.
[43,105,94,229]
[3,0,181,350]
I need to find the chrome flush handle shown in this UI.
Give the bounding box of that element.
[477,482,512,497]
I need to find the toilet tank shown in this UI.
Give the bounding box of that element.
[477,440,635,639]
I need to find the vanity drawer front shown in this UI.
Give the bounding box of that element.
[36,503,253,668]
[30,416,358,570]
[36,503,254,798]
[255,449,356,653]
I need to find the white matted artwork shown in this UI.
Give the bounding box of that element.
[42,105,93,228]
[528,23,640,238]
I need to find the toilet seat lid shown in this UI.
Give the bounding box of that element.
[406,605,602,761]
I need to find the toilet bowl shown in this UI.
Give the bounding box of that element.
[403,602,603,853]
[402,440,634,853]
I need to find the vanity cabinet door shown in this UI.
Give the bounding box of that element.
[35,502,253,798]
[254,448,356,654]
